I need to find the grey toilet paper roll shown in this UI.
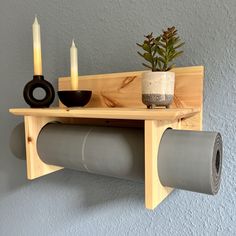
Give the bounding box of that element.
[37,123,144,182]
[158,129,222,195]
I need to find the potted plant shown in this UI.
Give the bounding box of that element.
[137,26,184,108]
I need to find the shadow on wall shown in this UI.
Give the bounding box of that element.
[50,170,144,210]
[8,123,144,209]
[9,122,26,160]
[0,122,28,195]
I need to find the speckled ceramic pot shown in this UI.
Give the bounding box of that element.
[142,71,175,108]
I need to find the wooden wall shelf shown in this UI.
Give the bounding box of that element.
[9,66,204,210]
[10,107,199,121]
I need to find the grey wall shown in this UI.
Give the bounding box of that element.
[1,0,236,235]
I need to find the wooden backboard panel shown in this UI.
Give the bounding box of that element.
[58,66,204,130]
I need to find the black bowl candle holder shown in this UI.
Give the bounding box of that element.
[58,90,92,107]
[23,75,55,108]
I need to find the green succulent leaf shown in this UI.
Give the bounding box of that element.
[174,42,185,49]
[156,46,165,56]
[137,27,184,71]
[143,53,153,63]
[158,57,166,64]
[155,58,162,70]
[170,51,184,61]
[143,43,151,52]
[137,51,144,58]
[166,64,175,71]
[142,63,152,69]
[136,43,143,48]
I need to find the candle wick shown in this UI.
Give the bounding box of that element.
[34,15,39,24]
[72,39,75,47]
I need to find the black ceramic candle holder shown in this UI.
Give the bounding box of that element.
[58,90,92,107]
[23,75,55,108]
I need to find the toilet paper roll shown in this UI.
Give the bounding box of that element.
[158,129,222,195]
[37,123,144,182]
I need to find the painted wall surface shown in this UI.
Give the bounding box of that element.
[1,0,236,235]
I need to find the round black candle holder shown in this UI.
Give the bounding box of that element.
[58,90,92,107]
[23,75,55,108]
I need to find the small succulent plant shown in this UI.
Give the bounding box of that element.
[137,26,184,71]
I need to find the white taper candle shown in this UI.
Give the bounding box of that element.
[70,40,79,90]
[32,16,43,75]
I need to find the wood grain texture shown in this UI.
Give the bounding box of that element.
[145,120,179,209]
[59,66,203,130]
[24,116,64,179]
[11,66,203,124]
[10,107,199,121]
[9,66,203,209]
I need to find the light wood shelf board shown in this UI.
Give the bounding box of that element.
[9,107,199,121]
[9,66,204,209]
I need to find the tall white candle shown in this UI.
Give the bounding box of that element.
[70,40,79,90]
[32,16,43,76]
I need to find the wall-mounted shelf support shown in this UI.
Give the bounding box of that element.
[10,66,204,209]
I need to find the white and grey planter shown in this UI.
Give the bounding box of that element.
[142,71,175,108]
